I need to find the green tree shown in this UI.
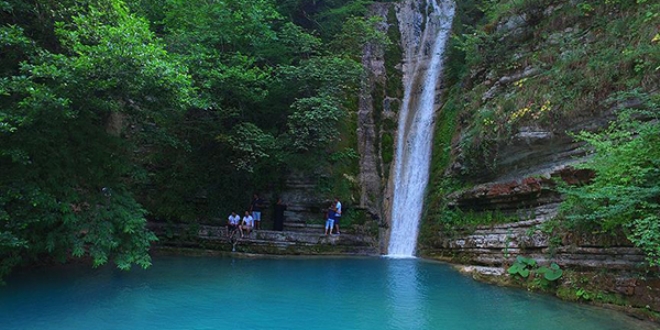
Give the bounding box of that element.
[279,56,362,153]
[560,103,660,265]
[0,0,192,279]
[132,0,369,220]
[130,0,287,220]
[276,0,375,40]
[0,0,384,281]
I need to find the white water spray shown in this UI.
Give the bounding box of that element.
[388,0,455,257]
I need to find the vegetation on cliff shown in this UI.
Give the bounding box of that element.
[560,108,660,266]
[423,0,659,265]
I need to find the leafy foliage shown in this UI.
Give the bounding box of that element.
[536,263,563,281]
[0,0,386,279]
[132,0,377,221]
[438,0,659,177]
[0,0,190,279]
[508,256,563,290]
[282,56,362,152]
[560,106,660,266]
[508,255,537,278]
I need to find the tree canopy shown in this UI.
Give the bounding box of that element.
[0,0,388,279]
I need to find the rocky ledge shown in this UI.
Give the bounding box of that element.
[425,170,659,314]
[148,223,379,256]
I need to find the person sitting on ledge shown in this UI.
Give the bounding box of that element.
[227,211,242,238]
[241,210,254,237]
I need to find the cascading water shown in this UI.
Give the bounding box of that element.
[388,0,455,257]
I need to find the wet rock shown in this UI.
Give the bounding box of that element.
[482,67,540,101]
[499,66,540,84]
[482,84,500,101]
[455,265,505,277]
[615,278,638,296]
[497,14,527,34]
[513,127,553,145]
[631,279,660,311]
[543,4,563,16]
[547,32,565,45]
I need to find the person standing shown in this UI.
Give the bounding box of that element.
[241,210,254,236]
[250,194,264,230]
[227,211,242,238]
[324,203,335,236]
[273,198,287,231]
[333,197,342,235]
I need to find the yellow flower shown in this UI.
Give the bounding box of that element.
[540,100,551,112]
[513,78,528,88]
[510,107,530,121]
[652,33,660,43]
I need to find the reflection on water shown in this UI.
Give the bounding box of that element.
[387,259,424,330]
[0,256,653,330]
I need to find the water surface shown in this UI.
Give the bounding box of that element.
[0,256,651,330]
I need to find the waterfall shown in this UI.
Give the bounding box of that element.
[387,0,455,257]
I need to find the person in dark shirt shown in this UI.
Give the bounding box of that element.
[324,203,335,236]
[250,193,264,230]
[273,198,287,231]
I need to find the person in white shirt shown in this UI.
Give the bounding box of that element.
[333,197,342,235]
[241,210,254,236]
[227,211,242,238]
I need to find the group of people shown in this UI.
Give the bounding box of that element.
[226,210,250,238]
[226,194,264,238]
[324,197,342,236]
[225,194,342,238]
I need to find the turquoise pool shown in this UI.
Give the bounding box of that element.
[0,256,652,330]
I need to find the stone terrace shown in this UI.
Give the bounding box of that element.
[148,223,379,256]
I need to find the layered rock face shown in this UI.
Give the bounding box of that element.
[419,0,659,313]
[425,11,648,269]
[428,167,653,270]
[278,172,329,231]
[430,216,660,311]
[357,3,391,233]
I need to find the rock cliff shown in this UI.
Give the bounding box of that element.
[415,0,659,315]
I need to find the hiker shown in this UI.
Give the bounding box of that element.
[333,197,342,235]
[250,193,264,230]
[325,203,335,236]
[241,210,254,236]
[273,198,287,231]
[227,211,242,238]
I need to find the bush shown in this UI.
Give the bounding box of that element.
[560,105,660,266]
